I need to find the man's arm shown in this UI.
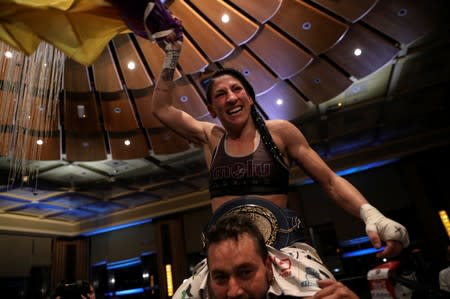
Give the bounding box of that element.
[277,120,409,257]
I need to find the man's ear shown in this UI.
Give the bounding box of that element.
[265,256,273,279]
[207,104,217,118]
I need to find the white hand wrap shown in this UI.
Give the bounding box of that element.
[162,41,182,70]
[360,203,409,248]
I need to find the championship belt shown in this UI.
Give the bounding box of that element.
[208,197,303,249]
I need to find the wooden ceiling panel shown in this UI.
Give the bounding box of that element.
[178,35,209,74]
[310,0,378,23]
[108,131,150,160]
[147,128,191,155]
[99,91,139,132]
[64,58,91,92]
[190,0,259,45]
[65,134,107,162]
[256,80,311,120]
[270,0,349,54]
[228,0,282,24]
[0,131,12,156]
[0,94,59,131]
[4,132,61,161]
[0,89,14,126]
[363,0,437,45]
[170,0,235,61]
[91,47,122,93]
[247,24,313,79]
[24,97,59,131]
[132,88,157,128]
[0,52,24,82]
[326,23,399,79]
[173,76,208,119]
[290,58,352,104]
[112,34,153,90]
[64,92,102,134]
[221,48,278,95]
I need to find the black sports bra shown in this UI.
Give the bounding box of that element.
[209,134,289,198]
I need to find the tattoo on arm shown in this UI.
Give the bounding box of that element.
[161,68,175,81]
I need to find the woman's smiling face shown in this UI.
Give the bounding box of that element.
[208,74,254,129]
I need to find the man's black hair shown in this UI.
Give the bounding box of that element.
[204,214,268,261]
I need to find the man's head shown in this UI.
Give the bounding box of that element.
[204,215,273,299]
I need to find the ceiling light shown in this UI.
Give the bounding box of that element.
[124,140,131,146]
[276,98,283,106]
[36,139,44,145]
[127,61,136,70]
[397,8,408,17]
[221,14,230,23]
[302,22,312,30]
[353,48,362,56]
[352,86,361,94]
[5,51,13,58]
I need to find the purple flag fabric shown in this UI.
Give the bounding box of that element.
[108,0,182,41]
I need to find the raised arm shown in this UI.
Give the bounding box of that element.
[276,120,409,257]
[151,40,212,145]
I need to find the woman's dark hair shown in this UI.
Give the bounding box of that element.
[205,68,286,167]
[205,68,255,103]
[204,214,268,261]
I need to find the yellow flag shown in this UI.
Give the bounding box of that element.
[0,0,130,65]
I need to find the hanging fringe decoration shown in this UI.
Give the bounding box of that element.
[0,41,65,189]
